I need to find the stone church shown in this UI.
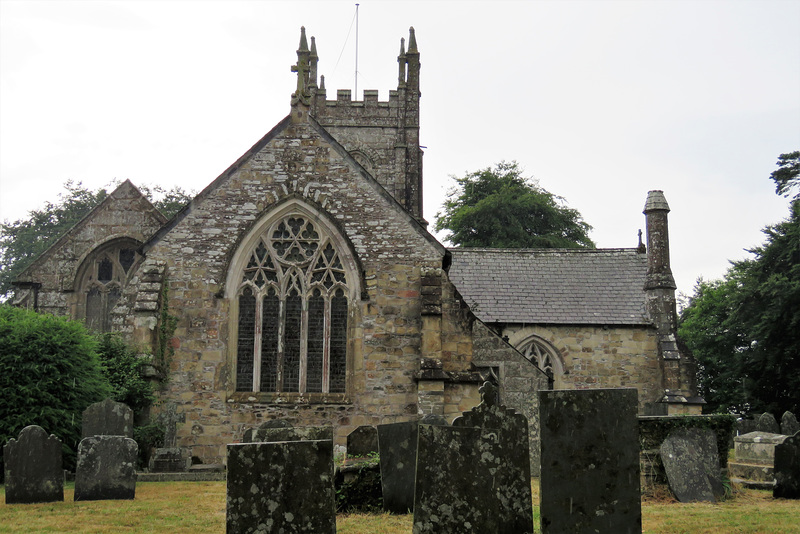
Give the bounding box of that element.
[12,28,701,469]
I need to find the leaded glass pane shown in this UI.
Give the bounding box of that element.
[106,286,121,331]
[307,290,325,393]
[260,290,280,392]
[98,258,113,282]
[330,289,348,393]
[283,289,302,392]
[86,286,103,332]
[236,288,256,391]
[119,249,136,273]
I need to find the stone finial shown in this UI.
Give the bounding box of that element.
[291,27,312,106]
[643,190,676,290]
[398,37,407,86]
[297,26,309,52]
[408,27,418,53]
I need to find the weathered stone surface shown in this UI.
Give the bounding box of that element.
[540,388,641,534]
[414,382,533,534]
[781,412,800,437]
[737,416,757,436]
[257,425,333,443]
[149,447,191,473]
[756,412,781,434]
[774,432,800,499]
[243,419,292,442]
[3,425,64,504]
[158,402,186,448]
[347,426,378,458]
[74,435,138,501]
[660,428,722,502]
[734,432,787,465]
[377,415,448,514]
[226,440,335,533]
[81,398,133,439]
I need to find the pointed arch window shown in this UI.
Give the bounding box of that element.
[234,215,350,394]
[519,336,564,390]
[77,240,141,332]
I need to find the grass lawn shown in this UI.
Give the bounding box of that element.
[1,481,798,533]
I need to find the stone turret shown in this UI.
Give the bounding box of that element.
[643,190,704,414]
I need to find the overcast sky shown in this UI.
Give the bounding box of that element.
[1,0,799,296]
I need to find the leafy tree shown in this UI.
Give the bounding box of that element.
[434,161,595,248]
[0,305,111,475]
[0,181,193,299]
[679,153,800,415]
[770,150,800,199]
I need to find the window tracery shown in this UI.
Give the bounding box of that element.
[77,241,140,332]
[519,336,563,389]
[234,215,349,394]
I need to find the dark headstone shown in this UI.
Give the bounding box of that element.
[3,425,64,504]
[74,435,138,501]
[227,440,335,533]
[781,412,800,437]
[413,382,533,534]
[737,417,757,436]
[81,398,133,439]
[540,388,641,534]
[661,428,723,502]
[257,425,333,443]
[243,419,292,442]
[149,447,191,473]
[756,412,781,434]
[774,431,800,499]
[377,415,448,514]
[157,402,185,448]
[347,426,378,458]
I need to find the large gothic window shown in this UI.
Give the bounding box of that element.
[76,240,141,332]
[234,214,350,394]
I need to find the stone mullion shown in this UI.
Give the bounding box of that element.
[299,294,309,393]
[321,295,331,394]
[276,297,286,393]
[252,292,263,392]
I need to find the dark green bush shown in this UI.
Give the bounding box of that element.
[96,332,154,417]
[0,305,111,476]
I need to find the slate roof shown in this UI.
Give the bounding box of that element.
[447,248,651,325]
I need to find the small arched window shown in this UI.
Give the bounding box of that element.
[233,213,352,394]
[518,336,564,389]
[75,239,142,332]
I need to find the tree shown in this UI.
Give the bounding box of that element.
[434,161,595,249]
[770,151,800,199]
[0,305,111,475]
[0,181,193,299]
[679,153,800,415]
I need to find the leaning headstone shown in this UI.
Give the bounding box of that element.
[81,398,133,439]
[781,412,800,437]
[413,382,533,534]
[3,425,64,504]
[539,388,641,534]
[774,432,800,499]
[377,415,448,514]
[227,440,335,533]
[660,428,723,502]
[347,426,378,458]
[756,412,781,434]
[74,435,138,501]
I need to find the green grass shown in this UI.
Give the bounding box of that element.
[1,481,798,533]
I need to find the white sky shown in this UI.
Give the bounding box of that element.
[1,0,799,296]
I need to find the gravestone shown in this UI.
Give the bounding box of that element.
[781,412,800,437]
[774,432,800,499]
[243,419,292,442]
[149,402,190,473]
[74,435,138,501]
[539,388,641,534]
[737,417,757,436]
[3,425,64,504]
[377,415,447,513]
[756,412,781,434]
[227,440,335,533]
[81,398,133,439]
[257,425,333,443]
[660,428,723,502]
[347,425,378,458]
[413,382,533,534]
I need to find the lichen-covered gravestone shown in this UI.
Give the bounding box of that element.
[377,415,448,514]
[3,425,64,504]
[227,440,335,533]
[81,398,133,439]
[243,419,292,442]
[539,388,641,534]
[413,382,534,534]
[756,412,781,434]
[74,435,138,501]
[660,427,724,502]
[256,424,333,443]
[149,402,190,473]
[347,425,378,458]
[774,431,800,499]
[781,412,800,437]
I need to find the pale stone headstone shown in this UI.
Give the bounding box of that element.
[243,419,291,442]
[81,398,133,439]
[660,428,723,502]
[413,382,533,534]
[74,435,138,501]
[781,412,800,437]
[257,425,333,443]
[756,412,781,434]
[774,431,800,499]
[347,425,378,458]
[539,388,641,534]
[227,440,335,533]
[149,402,190,473]
[3,425,64,504]
[377,415,448,514]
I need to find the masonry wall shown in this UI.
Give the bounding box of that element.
[505,324,663,414]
